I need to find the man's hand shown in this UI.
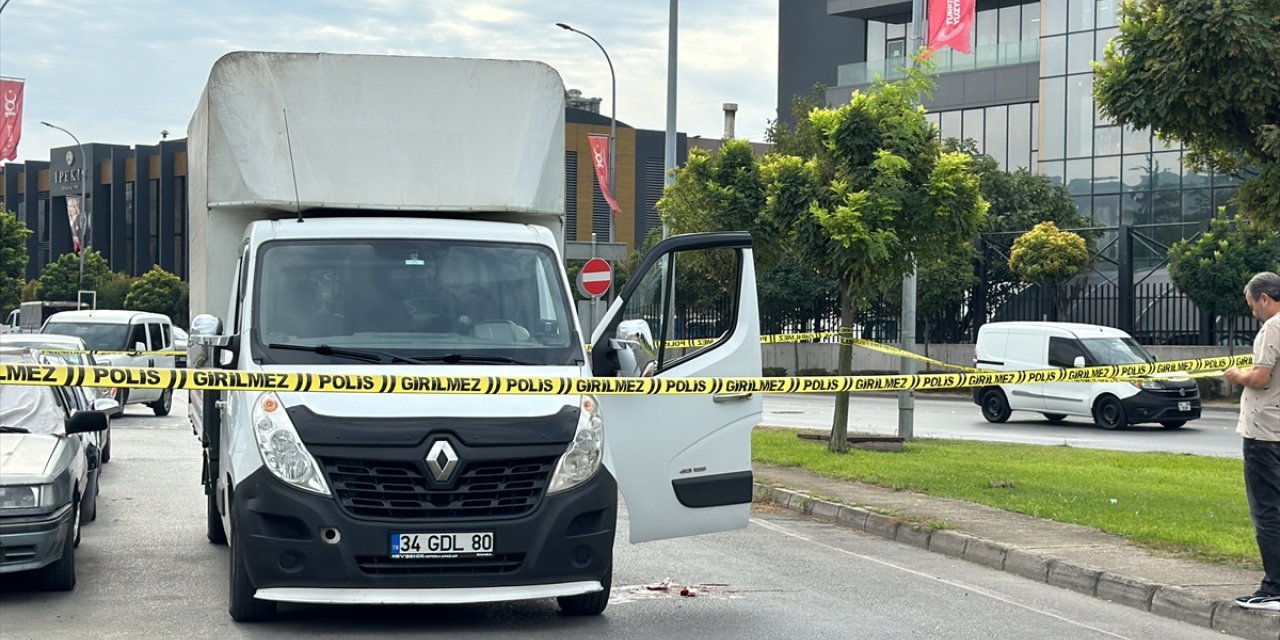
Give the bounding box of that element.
[1224,366,1243,385]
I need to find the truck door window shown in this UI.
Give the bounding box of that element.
[1048,337,1087,367]
[617,247,740,372]
[129,324,149,351]
[147,323,164,350]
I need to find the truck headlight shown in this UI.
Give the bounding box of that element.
[252,392,330,496]
[1132,380,1163,390]
[548,396,604,494]
[0,485,54,510]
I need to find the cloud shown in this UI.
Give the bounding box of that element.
[2,0,777,163]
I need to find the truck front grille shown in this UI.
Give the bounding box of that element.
[318,455,557,520]
[356,553,524,576]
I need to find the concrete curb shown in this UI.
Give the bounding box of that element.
[753,483,1280,640]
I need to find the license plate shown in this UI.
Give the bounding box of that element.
[390,532,494,559]
[1178,401,1191,412]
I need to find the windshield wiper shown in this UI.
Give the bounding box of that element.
[0,425,30,434]
[267,343,419,365]
[415,353,530,365]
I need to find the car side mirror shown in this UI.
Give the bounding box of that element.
[93,398,120,413]
[66,410,109,434]
[134,341,147,353]
[610,319,658,377]
[1073,355,1086,368]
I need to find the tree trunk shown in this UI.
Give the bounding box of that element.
[830,283,856,453]
[923,319,931,365]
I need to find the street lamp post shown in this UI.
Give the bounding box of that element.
[556,22,616,245]
[41,121,88,292]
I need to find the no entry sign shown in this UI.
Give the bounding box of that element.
[577,258,613,298]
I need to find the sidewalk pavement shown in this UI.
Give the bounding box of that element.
[752,463,1280,640]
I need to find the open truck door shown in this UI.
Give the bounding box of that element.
[590,232,762,543]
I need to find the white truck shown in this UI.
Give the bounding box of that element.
[185,51,763,621]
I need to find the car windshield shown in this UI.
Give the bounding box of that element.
[43,322,130,351]
[252,239,582,366]
[1081,337,1155,365]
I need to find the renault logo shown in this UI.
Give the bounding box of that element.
[426,440,459,482]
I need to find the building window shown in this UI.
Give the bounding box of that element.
[124,182,135,275]
[643,158,665,238]
[565,151,577,242]
[174,176,186,277]
[149,179,159,267]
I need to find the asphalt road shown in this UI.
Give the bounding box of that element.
[763,393,1245,458]
[0,394,1229,639]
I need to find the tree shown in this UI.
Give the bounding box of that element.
[97,272,136,310]
[0,210,31,316]
[763,58,989,451]
[1094,0,1280,226]
[1168,212,1280,351]
[34,250,114,302]
[1009,222,1090,321]
[125,266,190,328]
[915,245,979,355]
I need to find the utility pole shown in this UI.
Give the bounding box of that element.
[898,0,927,441]
[662,0,678,238]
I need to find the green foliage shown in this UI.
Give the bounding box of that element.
[1093,0,1280,225]
[124,266,190,327]
[916,245,979,340]
[753,429,1258,567]
[97,271,136,310]
[35,250,114,302]
[0,211,32,315]
[1168,212,1280,324]
[1009,222,1090,286]
[20,279,38,303]
[1009,222,1090,321]
[765,83,829,160]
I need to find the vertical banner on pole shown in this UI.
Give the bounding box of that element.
[0,78,24,161]
[66,196,85,252]
[926,0,975,54]
[587,134,621,216]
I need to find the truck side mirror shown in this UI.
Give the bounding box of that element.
[66,410,109,434]
[611,319,658,377]
[189,313,233,368]
[1073,355,1086,368]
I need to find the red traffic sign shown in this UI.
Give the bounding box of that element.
[577,258,613,298]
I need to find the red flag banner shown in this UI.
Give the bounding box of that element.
[927,0,975,55]
[587,134,621,214]
[0,78,23,161]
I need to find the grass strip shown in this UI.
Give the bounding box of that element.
[752,428,1258,568]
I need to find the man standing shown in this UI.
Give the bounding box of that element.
[1225,271,1280,611]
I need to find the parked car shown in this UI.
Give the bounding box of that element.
[973,321,1201,430]
[0,334,122,464]
[0,349,114,590]
[41,310,177,416]
[171,326,188,368]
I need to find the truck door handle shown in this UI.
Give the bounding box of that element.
[149,358,154,367]
[713,393,753,403]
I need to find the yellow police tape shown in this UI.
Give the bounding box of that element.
[0,355,1252,395]
[38,349,185,357]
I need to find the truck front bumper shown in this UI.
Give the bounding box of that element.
[0,503,75,574]
[231,467,617,599]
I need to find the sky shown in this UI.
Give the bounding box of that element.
[0,0,778,164]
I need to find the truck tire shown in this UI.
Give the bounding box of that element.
[229,521,276,621]
[207,484,227,545]
[82,472,99,523]
[41,494,79,591]
[1093,396,1127,430]
[1042,413,1067,423]
[1160,420,1187,429]
[980,389,1011,423]
[557,566,611,616]
[101,428,112,463]
[149,389,173,417]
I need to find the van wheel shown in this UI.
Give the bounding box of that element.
[980,389,1011,423]
[101,428,112,463]
[1093,396,1127,430]
[1160,420,1187,429]
[557,566,611,616]
[207,484,227,545]
[229,519,276,621]
[1042,413,1067,423]
[149,389,173,417]
[40,493,79,591]
[82,472,99,524]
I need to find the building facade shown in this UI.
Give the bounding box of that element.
[0,109,687,282]
[779,0,1241,269]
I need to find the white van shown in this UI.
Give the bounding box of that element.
[42,310,178,416]
[972,321,1201,430]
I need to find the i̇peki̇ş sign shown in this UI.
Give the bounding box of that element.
[50,147,87,197]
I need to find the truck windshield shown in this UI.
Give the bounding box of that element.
[43,323,130,352]
[252,239,582,366]
[1080,337,1155,365]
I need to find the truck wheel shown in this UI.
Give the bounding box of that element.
[207,484,227,545]
[101,428,112,464]
[150,389,173,417]
[980,389,1011,423]
[1160,420,1187,429]
[1093,396,1127,430]
[229,522,276,621]
[82,472,99,524]
[557,566,611,616]
[41,494,79,591]
[1042,413,1067,423]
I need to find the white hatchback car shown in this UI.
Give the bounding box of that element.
[41,310,177,416]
